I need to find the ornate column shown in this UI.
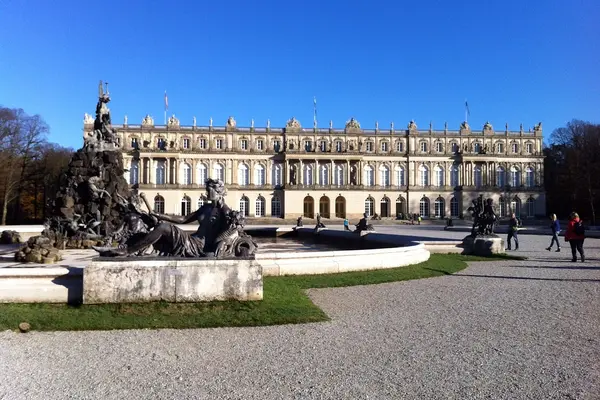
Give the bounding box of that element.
[330,160,334,186]
[346,160,350,185]
[299,159,304,185]
[284,159,289,185]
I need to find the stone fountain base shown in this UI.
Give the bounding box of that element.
[462,235,505,256]
[83,257,263,304]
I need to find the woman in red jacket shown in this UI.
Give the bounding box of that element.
[565,212,585,262]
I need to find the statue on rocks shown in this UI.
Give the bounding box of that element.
[467,195,498,236]
[94,179,258,258]
[86,80,120,151]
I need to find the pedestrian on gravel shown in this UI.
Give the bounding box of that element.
[546,213,561,252]
[565,212,585,262]
[506,213,519,250]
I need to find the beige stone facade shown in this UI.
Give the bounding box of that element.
[83,116,546,221]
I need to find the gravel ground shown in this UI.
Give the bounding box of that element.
[0,230,599,400]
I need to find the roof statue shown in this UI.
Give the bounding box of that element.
[505,122,509,131]
[329,120,333,129]
[251,118,254,128]
[142,114,154,126]
[460,121,470,130]
[124,115,128,125]
[345,117,361,130]
[85,80,119,150]
[168,114,180,127]
[286,117,301,129]
[84,113,94,124]
[226,116,236,128]
[533,122,542,132]
[483,121,493,130]
[209,117,213,127]
[375,121,379,130]
[267,119,270,129]
[193,116,196,127]
[408,120,417,130]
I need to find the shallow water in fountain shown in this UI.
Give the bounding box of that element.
[254,237,339,253]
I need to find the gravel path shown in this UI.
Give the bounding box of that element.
[1,231,599,400]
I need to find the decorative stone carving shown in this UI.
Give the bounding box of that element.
[345,118,361,130]
[408,120,417,130]
[84,113,94,124]
[460,121,470,130]
[467,195,498,236]
[142,114,154,126]
[483,121,493,131]
[286,117,301,129]
[226,116,237,128]
[533,122,542,132]
[329,120,333,129]
[94,179,258,258]
[168,115,180,127]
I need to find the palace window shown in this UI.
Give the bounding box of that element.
[335,141,343,152]
[366,142,373,152]
[365,197,374,217]
[436,142,443,153]
[451,142,458,153]
[419,165,429,186]
[511,143,518,153]
[434,165,444,187]
[215,139,223,149]
[526,143,533,154]
[238,164,249,186]
[303,164,313,185]
[395,166,405,186]
[474,143,481,153]
[255,196,265,217]
[182,162,192,185]
[364,165,374,186]
[511,197,521,218]
[319,141,326,152]
[197,163,207,184]
[496,167,506,187]
[334,165,344,186]
[129,160,139,185]
[450,197,459,217]
[256,140,264,151]
[474,165,482,188]
[213,163,224,181]
[434,198,445,218]
[131,138,139,149]
[182,138,190,149]
[496,142,504,153]
[156,160,166,185]
[450,165,459,187]
[396,141,404,152]
[526,197,535,217]
[271,164,282,186]
[240,139,248,150]
[525,167,534,188]
[154,195,165,214]
[419,197,430,218]
[304,140,312,151]
[239,196,249,217]
[379,165,390,187]
[181,196,191,216]
[499,197,507,217]
[381,142,388,152]
[273,140,281,152]
[510,166,520,187]
[318,164,330,185]
[271,196,281,217]
[198,195,206,209]
[420,142,428,153]
[199,138,207,149]
[157,138,166,150]
[255,164,266,186]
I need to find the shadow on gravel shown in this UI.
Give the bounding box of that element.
[451,273,600,283]
[506,264,600,271]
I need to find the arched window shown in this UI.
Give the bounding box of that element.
[419,197,430,218]
[450,164,459,187]
[511,196,521,218]
[196,163,207,185]
[181,195,191,216]
[474,165,482,188]
[319,196,330,218]
[510,166,520,187]
[364,165,374,186]
[129,160,139,184]
[238,163,249,186]
[525,166,534,188]
[526,197,535,217]
[380,196,390,217]
[474,142,481,153]
[435,142,443,153]
[499,197,506,218]
[255,196,265,217]
[303,196,314,218]
[434,197,445,218]
[365,196,375,217]
[213,163,224,182]
[156,160,166,185]
[335,196,346,218]
[496,167,506,187]
[255,164,266,186]
[334,164,344,186]
[271,163,282,186]
[395,196,406,216]
[154,195,165,214]
[511,143,519,153]
[271,196,281,217]
[434,165,444,187]
[450,197,459,217]
[496,142,504,154]
[419,165,429,186]
[395,166,405,186]
[198,195,206,209]
[319,164,330,186]
[239,196,250,217]
[181,162,192,185]
[451,142,459,153]
[303,164,313,185]
[379,165,390,187]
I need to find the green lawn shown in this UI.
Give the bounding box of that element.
[0,254,522,332]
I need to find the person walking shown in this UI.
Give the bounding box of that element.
[343,218,350,231]
[506,213,519,250]
[546,214,561,252]
[565,212,585,262]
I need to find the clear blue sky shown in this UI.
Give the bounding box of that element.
[1,0,598,149]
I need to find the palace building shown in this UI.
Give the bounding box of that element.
[83,114,546,221]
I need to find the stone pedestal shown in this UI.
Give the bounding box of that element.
[462,235,505,256]
[83,258,263,304]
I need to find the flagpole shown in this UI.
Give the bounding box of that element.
[313,97,317,129]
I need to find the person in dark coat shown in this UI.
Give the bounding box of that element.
[546,213,561,252]
[565,212,585,262]
[506,213,519,250]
